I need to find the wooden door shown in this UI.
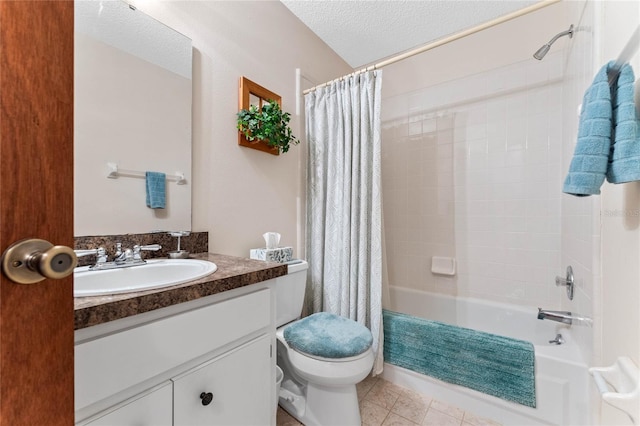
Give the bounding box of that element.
[0,1,75,424]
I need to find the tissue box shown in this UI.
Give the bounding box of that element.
[250,247,293,263]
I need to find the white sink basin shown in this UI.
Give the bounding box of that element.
[74,259,217,297]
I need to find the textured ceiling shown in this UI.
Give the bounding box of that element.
[281,0,540,68]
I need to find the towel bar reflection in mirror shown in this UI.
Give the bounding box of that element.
[106,163,187,185]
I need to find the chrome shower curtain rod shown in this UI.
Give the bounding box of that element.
[303,0,561,95]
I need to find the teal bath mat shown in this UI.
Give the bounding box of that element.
[383,309,536,407]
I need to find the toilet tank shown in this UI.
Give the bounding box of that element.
[271,260,308,328]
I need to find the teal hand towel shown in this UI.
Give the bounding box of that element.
[563,62,614,196]
[606,63,640,183]
[145,171,166,209]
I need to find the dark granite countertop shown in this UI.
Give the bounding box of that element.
[74,253,287,330]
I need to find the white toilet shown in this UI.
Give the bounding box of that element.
[268,260,374,426]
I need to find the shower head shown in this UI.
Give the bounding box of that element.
[533,24,574,60]
[533,44,551,60]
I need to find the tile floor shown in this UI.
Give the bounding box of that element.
[276,376,502,426]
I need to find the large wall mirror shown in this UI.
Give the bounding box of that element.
[75,0,192,236]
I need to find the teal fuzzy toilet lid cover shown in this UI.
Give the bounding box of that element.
[283,312,373,359]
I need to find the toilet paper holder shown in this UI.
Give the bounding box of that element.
[589,356,640,425]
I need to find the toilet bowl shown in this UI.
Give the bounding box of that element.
[267,260,374,426]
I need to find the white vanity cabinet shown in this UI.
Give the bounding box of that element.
[79,382,173,426]
[173,335,271,425]
[75,285,275,426]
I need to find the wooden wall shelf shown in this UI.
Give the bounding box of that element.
[238,77,280,156]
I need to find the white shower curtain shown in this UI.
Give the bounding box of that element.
[304,71,384,375]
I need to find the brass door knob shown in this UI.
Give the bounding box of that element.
[1,239,77,284]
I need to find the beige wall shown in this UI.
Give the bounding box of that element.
[133,1,352,257]
[382,3,567,98]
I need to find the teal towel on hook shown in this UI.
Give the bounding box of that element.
[563,61,640,196]
[145,171,166,209]
[562,62,614,196]
[606,63,640,184]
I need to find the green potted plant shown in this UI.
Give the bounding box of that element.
[237,101,300,154]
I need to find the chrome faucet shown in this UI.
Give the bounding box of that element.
[75,243,162,271]
[537,308,593,326]
[537,308,573,325]
[113,242,162,264]
[113,242,126,262]
[113,243,136,264]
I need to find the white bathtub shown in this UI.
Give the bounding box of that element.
[382,286,590,425]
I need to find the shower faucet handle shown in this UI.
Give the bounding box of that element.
[555,265,574,300]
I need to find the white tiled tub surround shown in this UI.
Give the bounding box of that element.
[382,51,564,308]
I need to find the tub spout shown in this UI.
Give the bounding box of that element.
[537,308,593,326]
[537,308,574,325]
